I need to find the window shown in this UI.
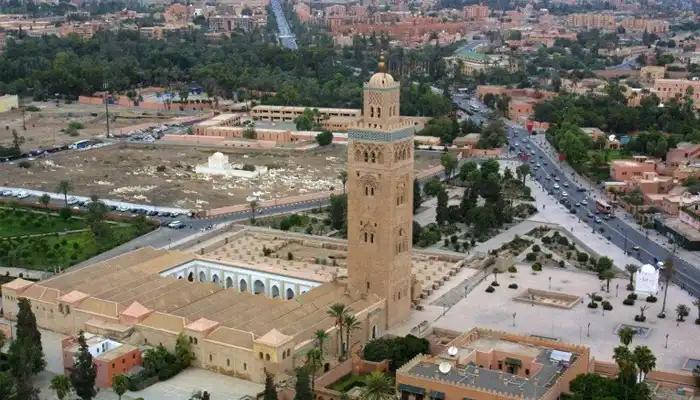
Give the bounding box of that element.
[398,291,401,300]
[287,349,291,357]
[112,363,115,368]
[525,369,530,376]
[122,359,125,364]
[370,234,374,243]
[209,354,213,362]
[243,363,247,371]
[266,354,271,361]
[189,336,193,343]
[364,151,369,162]
[364,232,368,242]
[282,352,286,360]
[58,304,63,313]
[366,281,370,290]
[194,338,198,345]
[259,352,264,359]
[498,361,503,370]
[370,187,374,196]
[227,359,231,366]
[133,354,136,359]
[65,305,70,314]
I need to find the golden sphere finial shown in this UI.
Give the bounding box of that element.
[378,52,386,73]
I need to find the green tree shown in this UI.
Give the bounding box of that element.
[70,331,97,400]
[112,374,129,400]
[264,371,278,400]
[617,326,636,347]
[613,345,636,387]
[603,269,615,292]
[360,372,394,400]
[660,256,675,317]
[14,297,45,374]
[413,179,422,213]
[315,130,333,146]
[0,371,16,400]
[339,171,348,195]
[175,333,194,368]
[305,348,323,392]
[50,374,72,400]
[293,367,313,400]
[328,195,347,232]
[249,199,259,222]
[314,329,329,357]
[423,180,442,197]
[39,194,51,208]
[632,345,656,382]
[56,180,72,207]
[625,187,645,216]
[59,207,73,221]
[343,313,361,359]
[676,304,690,322]
[625,264,639,288]
[327,303,349,359]
[459,160,478,181]
[515,164,531,183]
[440,152,458,182]
[435,188,448,226]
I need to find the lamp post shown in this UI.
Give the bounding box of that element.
[548,276,552,289]
[665,334,669,349]
[587,322,590,337]
[616,284,619,298]
[512,312,516,327]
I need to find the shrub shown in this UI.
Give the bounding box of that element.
[593,295,603,302]
[626,283,635,291]
[508,283,518,289]
[532,262,542,272]
[587,302,598,309]
[602,301,613,311]
[25,105,40,112]
[558,260,565,268]
[68,121,85,130]
[18,160,31,169]
[696,318,700,325]
[525,252,537,262]
[545,253,553,259]
[532,244,541,252]
[491,281,500,287]
[622,298,635,306]
[156,165,166,172]
[557,236,569,246]
[241,163,256,172]
[627,293,638,300]
[485,286,495,293]
[577,252,589,262]
[566,251,572,259]
[508,265,517,273]
[646,295,657,303]
[541,236,552,244]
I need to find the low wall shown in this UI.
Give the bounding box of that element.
[79,96,214,111]
[204,189,344,218]
[592,360,697,390]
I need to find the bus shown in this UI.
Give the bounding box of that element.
[596,199,613,214]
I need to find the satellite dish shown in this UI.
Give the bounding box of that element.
[438,362,452,374]
[447,346,458,356]
[608,134,616,142]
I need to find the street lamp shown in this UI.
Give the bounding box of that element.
[512,312,516,327]
[665,334,669,349]
[548,276,552,289]
[616,284,619,298]
[587,322,590,337]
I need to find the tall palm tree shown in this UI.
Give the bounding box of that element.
[617,326,636,347]
[314,329,329,357]
[361,372,394,400]
[632,345,656,383]
[305,348,323,393]
[613,345,635,386]
[327,303,348,359]
[625,264,639,288]
[339,171,348,195]
[660,256,675,317]
[343,314,361,359]
[603,269,615,292]
[56,180,72,207]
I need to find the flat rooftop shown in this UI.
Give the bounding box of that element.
[662,217,700,241]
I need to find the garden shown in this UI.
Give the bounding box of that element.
[0,204,155,270]
[257,210,335,236]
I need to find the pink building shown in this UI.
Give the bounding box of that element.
[679,201,700,230]
[667,142,700,165]
[653,79,700,105]
[464,4,488,20]
[610,158,657,181]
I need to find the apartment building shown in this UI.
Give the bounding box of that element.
[209,14,257,33]
[567,13,615,30]
[621,18,668,33]
[464,4,488,20]
[653,79,700,105]
[397,327,589,400]
[610,158,657,182]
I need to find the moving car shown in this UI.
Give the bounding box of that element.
[553,183,560,189]
[581,199,588,205]
[168,221,186,229]
[594,217,602,223]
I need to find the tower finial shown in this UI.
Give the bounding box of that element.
[378,51,386,73]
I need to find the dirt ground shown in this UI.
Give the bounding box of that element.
[0,102,195,149]
[1,146,443,209]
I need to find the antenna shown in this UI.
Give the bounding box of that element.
[438,362,452,374]
[447,346,458,356]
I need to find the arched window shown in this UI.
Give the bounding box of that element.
[377,107,382,118]
[370,233,374,243]
[364,151,369,162]
[370,151,376,163]
[370,187,375,196]
[265,354,271,361]
[365,186,369,196]
[259,352,263,359]
[370,106,374,118]
[364,232,368,242]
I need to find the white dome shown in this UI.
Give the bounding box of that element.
[368,72,395,87]
[640,264,656,274]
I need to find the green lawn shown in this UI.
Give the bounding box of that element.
[0,226,145,270]
[330,374,366,393]
[0,208,89,238]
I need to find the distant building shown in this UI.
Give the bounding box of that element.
[61,332,142,388]
[0,94,19,113]
[463,4,488,20]
[396,327,590,400]
[640,66,665,85]
[610,157,657,182]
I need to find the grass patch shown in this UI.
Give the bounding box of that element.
[330,374,366,393]
[0,226,145,270]
[0,208,89,237]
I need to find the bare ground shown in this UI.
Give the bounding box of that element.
[1,146,443,209]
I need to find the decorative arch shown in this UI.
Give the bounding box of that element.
[187,272,194,282]
[359,174,379,198]
[226,277,233,289]
[240,279,248,292]
[370,105,375,118]
[254,279,265,295]
[286,288,295,300]
[361,222,377,244]
[199,271,206,282]
[271,285,280,298]
[364,151,369,162]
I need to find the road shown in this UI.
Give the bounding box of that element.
[509,126,700,299]
[269,0,297,50]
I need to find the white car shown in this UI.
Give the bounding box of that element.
[581,199,588,205]
[553,183,560,190]
[66,197,79,205]
[0,190,11,196]
[561,191,568,197]
[16,191,29,199]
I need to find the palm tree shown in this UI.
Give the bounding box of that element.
[632,345,657,382]
[327,303,349,359]
[603,269,615,292]
[56,180,72,207]
[361,372,394,400]
[343,314,362,359]
[314,329,329,357]
[339,171,348,195]
[676,304,690,322]
[660,256,675,317]
[305,348,323,392]
[249,199,259,221]
[613,345,635,386]
[39,193,51,209]
[625,264,639,288]
[50,375,72,400]
[617,326,636,347]
[639,305,649,320]
[586,292,598,307]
